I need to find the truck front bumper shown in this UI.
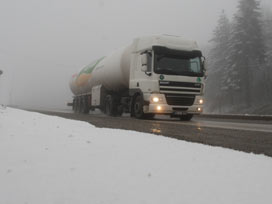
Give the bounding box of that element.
[145,104,203,115]
[143,93,204,115]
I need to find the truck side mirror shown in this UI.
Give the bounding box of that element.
[141,54,148,72]
[201,56,207,79]
[203,60,207,72]
[201,57,207,79]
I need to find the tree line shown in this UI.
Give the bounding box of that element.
[205,0,272,114]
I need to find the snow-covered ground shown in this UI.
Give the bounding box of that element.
[1,107,272,204]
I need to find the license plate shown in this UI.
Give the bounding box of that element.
[174,111,185,115]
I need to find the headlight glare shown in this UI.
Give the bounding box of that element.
[152,97,160,103]
[157,105,162,111]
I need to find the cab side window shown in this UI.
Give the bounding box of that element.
[147,52,152,72]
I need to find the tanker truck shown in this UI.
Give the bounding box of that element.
[69,35,206,120]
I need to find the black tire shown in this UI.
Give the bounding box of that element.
[72,99,76,111]
[116,105,123,116]
[144,113,155,120]
[75,98,79,113]
[105,95,115,116]
[104,95,122,116]
[82,97,89,114]
[133,95,145,119]
[179,114,193,121]
[79,97,84,113]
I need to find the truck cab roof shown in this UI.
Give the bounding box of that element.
[133,35,200,53]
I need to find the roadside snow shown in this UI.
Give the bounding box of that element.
[0,107,271,204]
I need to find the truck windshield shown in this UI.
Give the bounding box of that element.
[154,54,203,77]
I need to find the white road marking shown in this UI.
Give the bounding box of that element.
[154,119,272,133]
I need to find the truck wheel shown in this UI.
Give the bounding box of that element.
[179,114,193,121]
[72,99,76,111]
[75,98,79,113]
[133,95,145,119]
[105,95,114,116]
[116,105,123,116]
[77,98,81,113]
[144,113,155,120]
[82,97,89,114]
[79,97,84,113]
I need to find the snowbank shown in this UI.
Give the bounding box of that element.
[0,107,271,204]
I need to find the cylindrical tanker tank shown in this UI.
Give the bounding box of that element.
[69,43,133,96]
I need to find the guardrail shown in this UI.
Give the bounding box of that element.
[198,114,272,121]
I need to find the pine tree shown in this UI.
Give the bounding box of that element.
[263,8,272,98]
[229,0,266,108]
[263,9,272,69]
[206,11,232,113]
[265,20,272,66]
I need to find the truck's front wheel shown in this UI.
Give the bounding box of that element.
[133,95,145,119]
[179,114,193,121]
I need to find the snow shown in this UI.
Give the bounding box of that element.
[1,107,272,204]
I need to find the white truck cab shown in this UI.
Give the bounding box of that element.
[129,35,205,120]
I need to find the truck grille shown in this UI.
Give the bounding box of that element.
[159,81,202,94]
[165,94,195,106]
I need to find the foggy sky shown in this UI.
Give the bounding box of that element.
[0,0,271,109]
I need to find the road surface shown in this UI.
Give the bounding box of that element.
[35,110,272,157]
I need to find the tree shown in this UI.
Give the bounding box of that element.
[205,11,232,113]
[229,0,266,107]
[263,8,272,98]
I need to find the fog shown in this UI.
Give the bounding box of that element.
[0,0,271,110]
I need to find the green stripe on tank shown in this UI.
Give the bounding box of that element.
[78,56,105,76]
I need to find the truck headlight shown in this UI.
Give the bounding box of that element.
[199,99,204,104]
[152,97,160,103]
[150,94,165,104]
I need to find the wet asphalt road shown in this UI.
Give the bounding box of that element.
[35,110,272,157]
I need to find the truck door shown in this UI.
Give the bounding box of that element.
[129,52,159,93]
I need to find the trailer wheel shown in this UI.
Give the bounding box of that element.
[77,98,81,113]
[79,97,84,113]
[105,95,114,116]
[179,114,193,121]
[133,95,145,119]
[104,95,122,116]
[116,105,123,116]
[75,98,79,113]
[82,96,89,114]
[72,99,76,111]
